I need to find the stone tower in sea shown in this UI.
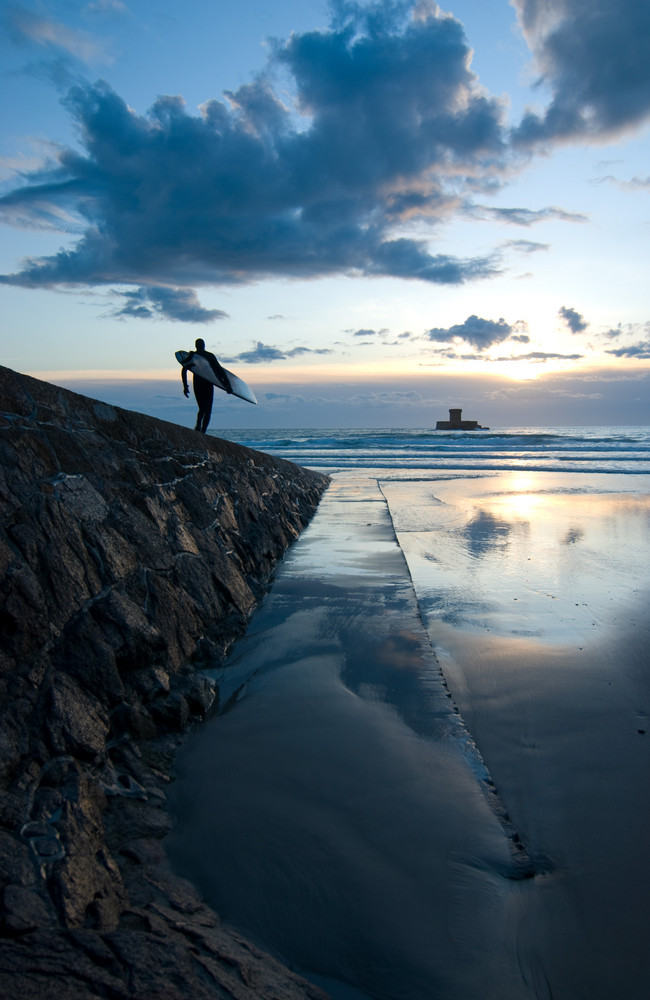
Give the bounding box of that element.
[435,408,488,430]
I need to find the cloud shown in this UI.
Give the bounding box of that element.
[262,392,309,407]
[286,345,334,357]
[84,1,129,16]
[601,321,650,341]
[502,239,550,254]
[54,368,649,427]
[254,385,429,416]
[0,2,508,298]
[2,3,111,64]
[343,390,425,407]
[606,342,650,359]
[230,341,334,364]
[367,238,499,282]
[591,172,650,192]
[473,205,588,226]
[112,286,228,323]
[494,351,584,362]
[426,314,528,350]
[559,305,588,333]
[511,0,650,146]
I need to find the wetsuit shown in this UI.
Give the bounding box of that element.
[182,349,232,433]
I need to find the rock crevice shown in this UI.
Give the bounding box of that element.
[0,366,329,999]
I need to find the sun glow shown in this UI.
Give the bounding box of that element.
[487,359,545,381]
[490,474,545,519]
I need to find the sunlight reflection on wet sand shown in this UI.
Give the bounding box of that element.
[383,471,650,999]
[383,471,650,645]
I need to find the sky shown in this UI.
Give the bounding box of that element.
[1,0,649,429]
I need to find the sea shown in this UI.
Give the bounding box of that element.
[215,425,650,475]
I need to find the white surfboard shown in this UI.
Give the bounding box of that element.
[175,350,257,405]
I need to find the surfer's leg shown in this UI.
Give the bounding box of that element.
[193,381,201,430]
[200,401,213,432]
[193,378,212,433]
[195,401,208,432]
[196,384,213,433]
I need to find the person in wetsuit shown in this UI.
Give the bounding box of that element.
[181,338,233,433]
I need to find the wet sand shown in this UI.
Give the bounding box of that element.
[166,471,650,1000]
[388,472,650,999]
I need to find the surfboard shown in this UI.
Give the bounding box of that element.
[175,350,257,405]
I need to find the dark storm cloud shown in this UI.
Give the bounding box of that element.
[0,1,507,298]
[231,341,334,364]
[511,0,650,146]
[559,305,588,333]
[113,286,228,322]
[426,315,528,351]
[367,239,498,282]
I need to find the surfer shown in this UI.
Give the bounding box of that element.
[181,338,232,433]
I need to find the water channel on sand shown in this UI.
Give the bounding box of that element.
[166,472,650,1000]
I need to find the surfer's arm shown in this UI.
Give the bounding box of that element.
[181,352,194,395]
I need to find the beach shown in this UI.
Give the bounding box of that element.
[386,470,650,997]
[166,438,650,1000]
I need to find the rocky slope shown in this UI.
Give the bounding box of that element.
[0,366,329,999]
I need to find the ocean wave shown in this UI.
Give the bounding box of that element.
[218,426,650,475]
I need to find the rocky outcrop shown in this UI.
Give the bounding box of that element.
[0,366,329,999]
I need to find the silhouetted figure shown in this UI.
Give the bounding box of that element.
[181,338,232,433]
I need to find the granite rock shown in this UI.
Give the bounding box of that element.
[0,366,329,999]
